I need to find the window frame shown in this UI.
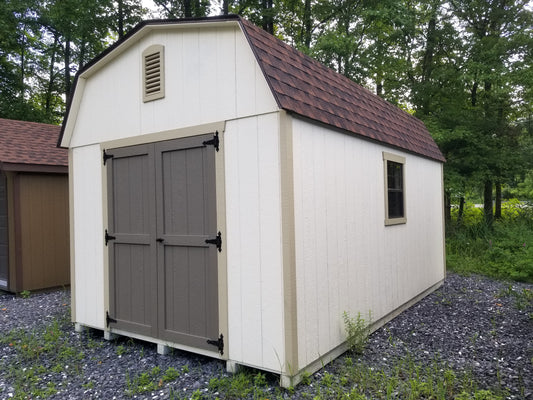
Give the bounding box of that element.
[383,152,406,226]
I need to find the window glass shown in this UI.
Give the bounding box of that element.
[387,161,404,218]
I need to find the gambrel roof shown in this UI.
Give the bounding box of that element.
[240,18,445,162]
[60,15,445,162]
[0,118,67,171]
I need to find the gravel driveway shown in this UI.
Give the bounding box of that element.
[0,273,531,399]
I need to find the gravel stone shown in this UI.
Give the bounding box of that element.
[0,273,531,399]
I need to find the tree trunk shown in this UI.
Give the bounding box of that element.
[376,81,383,98]
[444,191,451,224]
[222,0,229,15]
[495,181,502,219]
[303,0,311,49]
[118,0,124,38]
[471,81,478,107]
[45,34,59,118]
[184,0,192,17]
[262,0,273,34]
[64,37,71,104]
[483,180,493,225]
[458,196,465,223]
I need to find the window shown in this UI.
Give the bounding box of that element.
[383,152,406,225]
[142,45,165,102]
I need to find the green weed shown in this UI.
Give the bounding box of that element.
[343,311,372,354]
[125,366,180,396]
[207,369,274,399]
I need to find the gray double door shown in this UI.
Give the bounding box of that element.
[106,135,218,351]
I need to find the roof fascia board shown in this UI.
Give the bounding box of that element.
[81,19,241,80]
[60,76,85,148]
[0,163,68,173]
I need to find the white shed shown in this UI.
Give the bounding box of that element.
[59,15,446,386]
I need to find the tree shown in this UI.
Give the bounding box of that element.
[153,0,210,18]
[448,0,533,223]
[114,0,144,39]
[0,0,52,122]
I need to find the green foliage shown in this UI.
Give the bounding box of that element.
[162,366,180,382]
[343,311,371,354]
[207,369,272,399]
[305,354,508,400]
[447,200,533,282]
[125,365,181,396]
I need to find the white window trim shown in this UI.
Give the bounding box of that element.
[383,151,406,226]
[142,44,165,102]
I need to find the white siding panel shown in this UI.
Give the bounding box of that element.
[70,47,141,148]
[292,118,445,368]
[225,114,285,372]
[72,145,105,329]
[69,25,277,148]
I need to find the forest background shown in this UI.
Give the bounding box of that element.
[1,0,532,226]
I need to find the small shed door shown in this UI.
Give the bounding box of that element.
[0,174,8,289]
[107,135,218,351]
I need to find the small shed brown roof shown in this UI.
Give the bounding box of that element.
[0,118,67,169]
[239,18,445,162]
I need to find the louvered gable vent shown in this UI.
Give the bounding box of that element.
[142,45,165,102]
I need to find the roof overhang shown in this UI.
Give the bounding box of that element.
[0,162,68,174]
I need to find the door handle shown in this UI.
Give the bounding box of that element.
[156,238,164,243]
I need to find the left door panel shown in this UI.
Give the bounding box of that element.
[107,144,158,338]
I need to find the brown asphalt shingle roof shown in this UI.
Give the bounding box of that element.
[0,118,67,167]
[239,18,445,162]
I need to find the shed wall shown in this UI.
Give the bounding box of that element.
[224,113,285,372]
[71,145,106,328]
[291,118,445,368]
[68,25,277,149]
[17,174,70,291]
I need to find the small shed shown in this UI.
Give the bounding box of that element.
[59,16,446,386]
[0,118,69,293]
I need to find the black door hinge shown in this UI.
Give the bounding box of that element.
[105,229,116,246]
[202,131,219,152]
[207,334,224,355]
[106,311,117,327]
[205,231,222,252]
[103,149,114,165]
